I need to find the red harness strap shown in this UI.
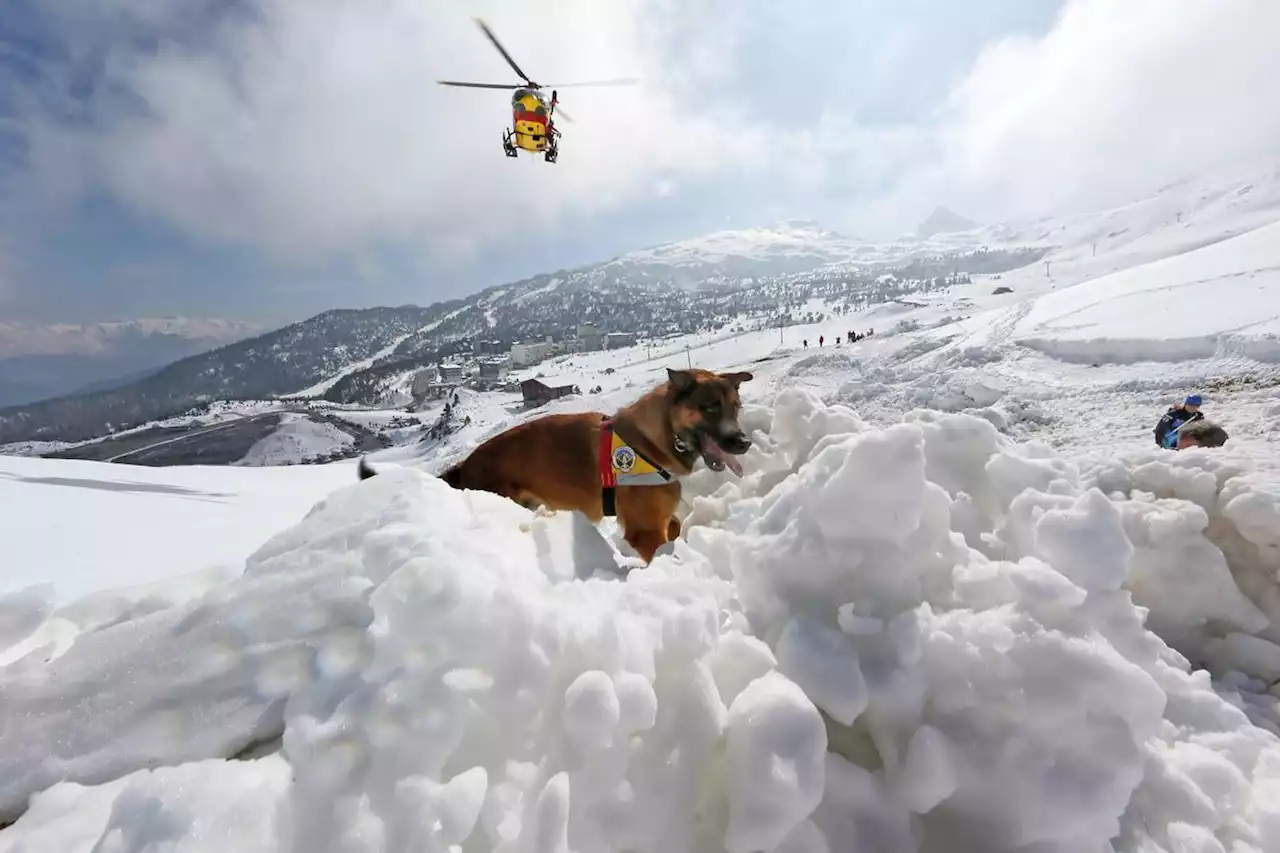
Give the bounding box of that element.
[599,417,618,516]
[598,419,618,487]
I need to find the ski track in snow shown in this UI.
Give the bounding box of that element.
[2,178,1280,852]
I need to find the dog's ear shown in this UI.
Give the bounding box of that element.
[667,368,696,393]
[721,371,753,389]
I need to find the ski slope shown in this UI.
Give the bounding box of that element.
[4,183,1280,852]
[1013,218,1280,364]
[0,455,355,603]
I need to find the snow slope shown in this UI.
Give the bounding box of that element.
[1013,218,1280,364]
[0,454,356,603]
[236,412,356,466]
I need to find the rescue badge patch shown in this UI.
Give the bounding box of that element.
[612,446,636,472]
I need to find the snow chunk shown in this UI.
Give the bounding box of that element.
[0,756,290,852]
[724,672,827,853]
[1033,488,1133,591]
[897,724,957,814]
[563,670,621,749]
[776,613,867,726]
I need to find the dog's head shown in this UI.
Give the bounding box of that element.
[665,367,753,476]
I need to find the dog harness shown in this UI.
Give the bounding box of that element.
[599,416,675,517]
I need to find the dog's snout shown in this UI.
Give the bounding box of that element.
[722,432,751,454]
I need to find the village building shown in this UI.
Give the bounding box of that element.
[520,377,579,408]
[510,339,557,367]
[605,331,637,349]
[576,324,604,352]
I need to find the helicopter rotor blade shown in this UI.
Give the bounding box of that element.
[437,80,521,89]
[541,78,640,88]
[473,17,535,86]
[554,105,573,123]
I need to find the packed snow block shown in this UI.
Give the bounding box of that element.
[811,753,915,853]
[696,399,1280,851]
[705,630,778,709]
[0,542,376,824]
[1204,633,1280,684]
[1250,748,1280,852]
[730,419,961,630]
[907,571,1169,850]
[1116,496,1268,641]
[724,672,827,853]
[776,613,867,726]
[1220,475,1280,552]
[0,583,55,655]
[562,670,622,750]
[258,468,759,853]
[0,755,292,852]
[1083,449,1280,660]
[394,766,488,850]
[1031,488,1132,592]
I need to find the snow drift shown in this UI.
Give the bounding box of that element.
[3,391,1280,853]
[1012,219,1280,366]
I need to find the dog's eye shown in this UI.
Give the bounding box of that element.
[702,402,720,415]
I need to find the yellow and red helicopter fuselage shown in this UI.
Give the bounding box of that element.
[504,87,559,161]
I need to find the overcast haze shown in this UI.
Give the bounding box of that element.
[1,0,1278,325]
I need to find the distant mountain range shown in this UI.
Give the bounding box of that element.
[4,168,1279,450]
[0,317,265,407]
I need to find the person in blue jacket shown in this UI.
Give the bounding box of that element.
[1154,394,1205,448]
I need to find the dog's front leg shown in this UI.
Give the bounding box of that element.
[623,526,669,565]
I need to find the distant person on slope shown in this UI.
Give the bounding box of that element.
[1154,394,1205,449]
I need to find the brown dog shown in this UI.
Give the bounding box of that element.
[357,367,753,563]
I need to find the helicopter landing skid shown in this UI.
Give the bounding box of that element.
[502,129,518,158]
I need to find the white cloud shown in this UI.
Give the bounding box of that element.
[13,0,1280,267]
[19,0,764,261]
[861,0,1280,229]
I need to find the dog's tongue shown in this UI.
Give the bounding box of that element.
[701,434,744,477]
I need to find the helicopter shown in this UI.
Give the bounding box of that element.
[437,18,637,163]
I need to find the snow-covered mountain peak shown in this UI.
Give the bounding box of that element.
[916,206,981,238]
[592,219,868,288]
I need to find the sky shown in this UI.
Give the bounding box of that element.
[1,0,1279,326]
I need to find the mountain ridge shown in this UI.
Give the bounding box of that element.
[0,317,267,407]
[3,166,1279,448]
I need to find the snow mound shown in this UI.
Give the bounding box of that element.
[4,393,1280,852]
[237,413,355,466]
